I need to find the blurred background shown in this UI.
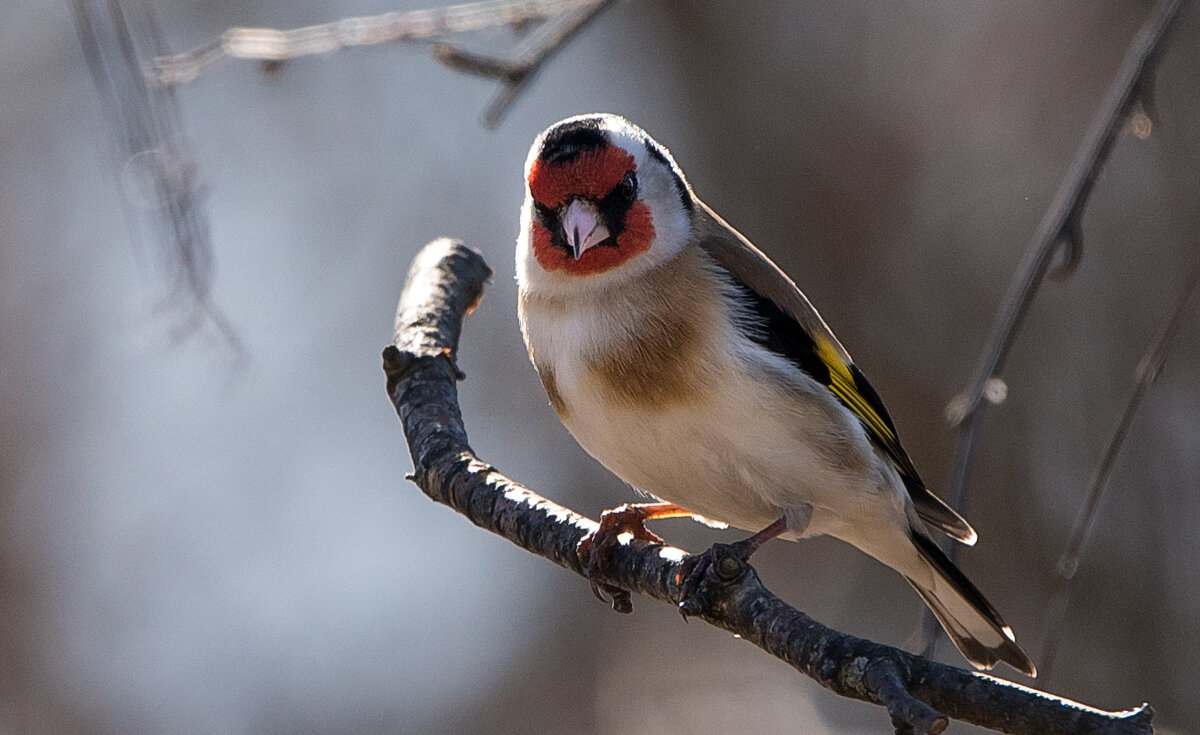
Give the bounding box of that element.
[3,1,1199,732]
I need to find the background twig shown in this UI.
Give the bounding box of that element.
[69,0,241,349]
[383,238,1155,735]
[919,0,1186,657]
[432,0,616,126]
[1038,253,1200,680]
[152,0,614,127]
[943,0,1183,504]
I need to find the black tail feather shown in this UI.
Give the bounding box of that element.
[909,528,1037,677]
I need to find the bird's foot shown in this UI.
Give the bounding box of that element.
[675,517,787,618]
[674,540,757,618]
[576,504,669,614]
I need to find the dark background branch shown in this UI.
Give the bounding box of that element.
[943,0,1185,494]
[920,0,1188,657]
[384,238,1155,735]
[1038,252,1200,680]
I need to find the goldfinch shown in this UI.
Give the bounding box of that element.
[515,113,1036,677]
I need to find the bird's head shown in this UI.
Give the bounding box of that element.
[518,114,694,292]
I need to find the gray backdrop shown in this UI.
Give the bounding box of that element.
[2,1,1198,733]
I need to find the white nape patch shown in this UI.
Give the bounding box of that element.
[516,113,694,299]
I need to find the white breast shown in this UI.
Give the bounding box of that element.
[520,288,908,542]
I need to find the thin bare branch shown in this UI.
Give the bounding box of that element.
[944,0,1185,492]
[432,0,616,126]
[151,0,613,126]
[918,0,1187,657]
[154,0,590,83]
[384,238,1155,735]
[69,0,243,352]
[1038,253,1200,680]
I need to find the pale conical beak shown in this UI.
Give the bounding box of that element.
[562,199,610,259]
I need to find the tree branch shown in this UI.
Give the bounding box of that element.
[382,238,1155,735]
[1038,252,1200,680]
[151,0,615,127]
[919,0,1187,658]
[431,0,616,127]
[943,0,1184,507]
[69,0,242,349]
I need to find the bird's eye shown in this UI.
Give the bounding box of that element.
[618,171,637,203]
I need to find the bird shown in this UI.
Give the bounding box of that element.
[515,113,1036,677]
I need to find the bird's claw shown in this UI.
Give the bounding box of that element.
[578,531,634,613]
[575,505,666,614]
[586,578,633,614]
[675,542,751,619]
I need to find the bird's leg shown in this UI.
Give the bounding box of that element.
[577,502,694,612]
[676,516,789,618]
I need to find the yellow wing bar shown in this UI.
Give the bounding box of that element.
[815,336,897,446]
